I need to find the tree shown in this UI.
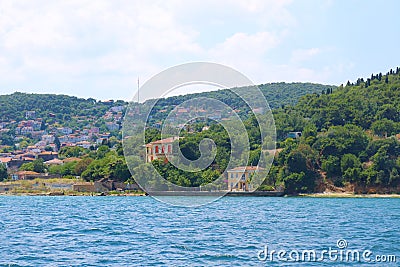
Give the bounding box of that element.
[371,119,396,137]
[283,172,315,194]
[74,158,93,176]
[0,163,7,181]
[54,136,61,151]
[286,150,307,173]
[200,168,220,185]
[40,120,46,130]
[372,147,390,171]
[376,104,398,122]
[179,141,200,161]
[108,136,119,148]
[248,148,261,166]
[48,165,62,175]
[108,157,131,182]
[366,138,400,158]
[321,155,341,177]
[340,154,361,173]
[95,145,110,159]
[81,159,109,181]
[313,124,369,157]
[302,123,317,139]
[19,162,34,171]
[0,133,14,146]
[33,159,46,173]
[340,154,361,182]
[21,159,46,173]
[60,161,78,176]
[59,146,88,158]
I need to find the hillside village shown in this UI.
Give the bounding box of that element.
[1,71,400,196]
[0,101,125,179]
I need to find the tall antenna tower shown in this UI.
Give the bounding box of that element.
[137,77,140,115]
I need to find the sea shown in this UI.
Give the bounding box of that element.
[0,196,399,266]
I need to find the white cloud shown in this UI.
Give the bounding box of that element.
[204,31,282,84]
[0,0,347,100]
[291,48,321,63]
[209,31,280,61]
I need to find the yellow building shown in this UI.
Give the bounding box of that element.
[145,137,179,163]
[227,166,263,191]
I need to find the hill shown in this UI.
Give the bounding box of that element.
[0,92,127,126]
[145,82,334,124]
[295,67,400,132]
[139,67,400,194]
[269,67,400,194]
[0,82,332,143]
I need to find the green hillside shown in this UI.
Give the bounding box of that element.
[3,72,400,195]
[146,82,334,124]
[269,67,400,194]
[141,67,400,194]
[295,67,400,132]
[0,92,126,124]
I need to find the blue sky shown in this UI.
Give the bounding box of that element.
[0,0,399,101]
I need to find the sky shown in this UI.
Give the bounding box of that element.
[0,0,399,101]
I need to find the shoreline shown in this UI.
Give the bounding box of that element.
[297,192,400,198]
[1,191,400,198]
[0,191,147,197]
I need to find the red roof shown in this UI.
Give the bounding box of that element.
[15,171,40,175]
[0,158,12,163]
[22,157,35,161]
[146,137,180,146]
[227,166,265,172]
[39,151,58,155]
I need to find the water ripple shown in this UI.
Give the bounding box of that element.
[0,196,399,266]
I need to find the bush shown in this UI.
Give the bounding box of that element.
[283,172,315,194]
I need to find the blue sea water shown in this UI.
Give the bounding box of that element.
[0,196,399,266]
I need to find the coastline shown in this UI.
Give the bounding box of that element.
[0,191,147,197]
[1,191,400,198]
[297,192,400,198]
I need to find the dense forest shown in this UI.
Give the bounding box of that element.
[0,83,332,124]
[2,69,400,194]
[0,92,126,123]
[137,67,400,194]
[0,83,331,147]
[145,82,334,124]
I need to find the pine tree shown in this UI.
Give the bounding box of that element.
[365,78,371,88]
[54,136,61,151]
[0,163,7,181]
